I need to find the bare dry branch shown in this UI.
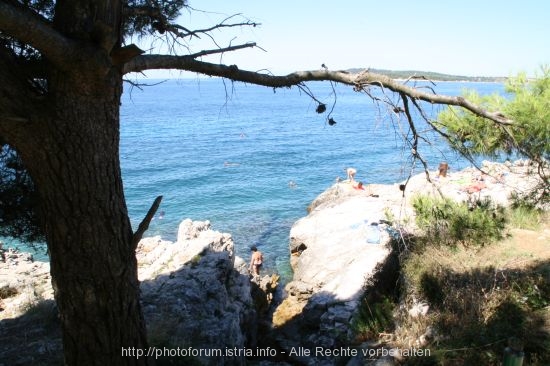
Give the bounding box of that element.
[123,78,169,91]
[163,14,259,43]
[400,92,432,185]
[180,14,260,39]
[123,58,514,127]
[188,42,257,58]
[132,195,163,249]
[353,72,514,126]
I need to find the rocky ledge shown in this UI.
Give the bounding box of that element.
[271,159,545,365]
[1,219,277,366]
[138,219,258,365]
[0,160,545,365]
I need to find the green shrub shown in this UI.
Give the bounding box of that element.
[508,205,543,230]
[352,296,395,340]
[508,196,546,230]
[412,195,507,246]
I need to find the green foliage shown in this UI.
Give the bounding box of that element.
[0,144,44,242]
[1,1,188,39]
[511,273,550,310]
[507,205,545,231]
[190,254,202,268]
[411,195,507,246]
[437,67,550,206]
[438,90,511,157]
[504,69,550,161]
[438,67,550,163]
[352,296,395,340]
[508,192,549,229]
[123,0,189,37]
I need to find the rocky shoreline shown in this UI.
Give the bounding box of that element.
[0,159,545,365]
[266,159,545,365]
[1,220,277,365]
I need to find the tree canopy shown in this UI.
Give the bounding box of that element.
[438,68,550,203]
[0,141,42,241]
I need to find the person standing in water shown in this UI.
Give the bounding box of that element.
[249,246,263,276]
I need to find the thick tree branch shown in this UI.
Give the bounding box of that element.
[124,55,356,84]
[124,57,513,126]
[359,72,514,126]
[123,5,161,18]
[0,51,45,145]
[0,2,77,69]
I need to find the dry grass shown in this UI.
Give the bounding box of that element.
[389,217,550,365]
[0,285,18,299]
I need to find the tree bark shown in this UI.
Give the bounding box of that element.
[0,0,151,362]
[0,1,148,364]
[18,72,148,365]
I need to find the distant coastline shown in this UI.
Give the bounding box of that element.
[347,68,508,83]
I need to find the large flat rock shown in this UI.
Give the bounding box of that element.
[273,159,546,364]
[290,194,392,302]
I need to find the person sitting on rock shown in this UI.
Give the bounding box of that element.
[346,167,357,182]
[249,246,263,276]
[436,162,449,178]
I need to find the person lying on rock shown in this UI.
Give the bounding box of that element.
[249,246,263,276]
[353,181,366,190]
[463,172,488,193]
[352,181,379,197]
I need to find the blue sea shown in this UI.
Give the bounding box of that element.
[4,78,504,278]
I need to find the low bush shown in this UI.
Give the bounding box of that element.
[411,195,507,247]
[508,197,547,230]
[352,296,395,342]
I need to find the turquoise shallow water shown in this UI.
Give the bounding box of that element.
[3,79,504,277]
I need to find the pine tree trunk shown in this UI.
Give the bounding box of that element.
[20,75,149,365]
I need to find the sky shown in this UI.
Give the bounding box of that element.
[140,0,550,78]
